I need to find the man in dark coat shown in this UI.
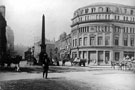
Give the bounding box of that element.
[42,53,49,79]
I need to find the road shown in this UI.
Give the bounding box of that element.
[0,61,135,90]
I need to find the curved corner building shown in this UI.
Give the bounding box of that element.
[71,3,135,65]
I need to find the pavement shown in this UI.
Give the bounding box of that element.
[0,61,135,90]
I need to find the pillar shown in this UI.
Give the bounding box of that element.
[110,50,114,64]
[96,50,99,65]
[128,34,130,47]
[103,50,105,64]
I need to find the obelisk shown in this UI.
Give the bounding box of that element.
[39,14,46,64]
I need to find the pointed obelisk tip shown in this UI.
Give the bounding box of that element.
[43,14,45,17]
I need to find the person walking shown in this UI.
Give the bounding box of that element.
[42,53,49,79]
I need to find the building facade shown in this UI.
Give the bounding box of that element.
[71,3,135,65]
[55,32,71,59]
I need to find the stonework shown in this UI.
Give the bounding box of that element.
[70,3,135,65]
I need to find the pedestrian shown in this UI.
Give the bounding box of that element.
[42,53,49,79]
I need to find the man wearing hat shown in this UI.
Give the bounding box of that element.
[42,52,49,79]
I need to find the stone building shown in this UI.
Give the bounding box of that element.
[55,32,71,59]
[70,3,135,65]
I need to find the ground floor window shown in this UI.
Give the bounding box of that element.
[115,52,119,61]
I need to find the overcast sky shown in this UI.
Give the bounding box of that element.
[0,0,135,46]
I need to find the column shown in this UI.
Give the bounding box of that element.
[95,33,98,46]
[82,35,84,46]
[110,50,114,65]
[128,34,130,47]
[87,51,89,61]
[110,26,113,46]
[103,33,105,46]
[96,50,99,65]
[120,51,124,61]
[119,28,123,46]
[103,50,105,64]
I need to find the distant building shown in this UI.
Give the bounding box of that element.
[0,5,7,58]
[55,32,71,59]
[6,26,14,55]
[0,6,5,17]
[0,6,14,57]
[70,3,135,65]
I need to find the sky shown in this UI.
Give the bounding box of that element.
[0,0,135,46]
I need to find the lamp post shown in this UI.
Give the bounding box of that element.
[77,46,79,58]
[32,46,35,57]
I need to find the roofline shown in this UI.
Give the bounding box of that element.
[74,2,135,12]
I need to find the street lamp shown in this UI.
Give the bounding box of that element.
[77,46,79,58]
[32,46,35,57]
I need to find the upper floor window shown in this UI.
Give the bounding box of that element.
[73,40,75,47]
[85,8,89,14]
[90,37,95,45]
[106,7,110,12]
[91,8,96,13]
[98,7,103,12]
[83,37,88,46]
[114,36,119,46]
[123,16,125,21]
[130,37,134,46]
[79,38,82,46]
[75,39,77,46]
[131,10,134,15]
[123,35,128,46]
[124,9,127,14]
[80,10,84,15]
[98,36,103,45]
[105,36,110,45]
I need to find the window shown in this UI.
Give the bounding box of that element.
[83,37,87,46]
[106,7,110,12]
[87,26,89,32]
[131,37,134,46]
[91,8,96,13]
[79,38,82,46]
[124,9,127,14]
[98,36,103,45]
[124,36,128,46]
[73,40,74,47]
[105,36,110,45]
[75,39,77,46]
[115,52,120,61]
[123,16,125,21]
[126,17,128,21]
[80,10,84,15]
[114,36,119,46]
[98,7,103,12]
[131,10,134,15]
[90,37,95,45]
[85,8,89,14]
